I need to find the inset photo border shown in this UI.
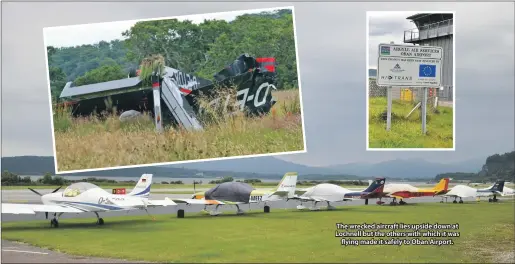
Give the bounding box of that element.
[45,6,306,173]
[366,11,455,151]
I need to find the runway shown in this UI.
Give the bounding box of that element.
[0,240,144,263]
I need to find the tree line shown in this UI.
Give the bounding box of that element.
[48,9,297,102]
[434,151,515,182]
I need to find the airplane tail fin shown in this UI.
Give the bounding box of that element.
[433,178,449,193]
[363,178,385,193]
[489,180,505,193]
[271,172,298,198]
[128,174,153,198]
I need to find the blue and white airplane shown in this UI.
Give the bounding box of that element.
[1,174,176,227]
[442,180,506,203]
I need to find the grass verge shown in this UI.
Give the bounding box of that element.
[368,97,453,148]
[53,90,303,171]
[2,202,513,263]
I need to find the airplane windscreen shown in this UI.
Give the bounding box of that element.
[63,182,99,197]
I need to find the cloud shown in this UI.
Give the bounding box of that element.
[44,6,285,48]
[1,2,513,168]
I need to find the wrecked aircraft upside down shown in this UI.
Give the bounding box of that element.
[57,54,278,131]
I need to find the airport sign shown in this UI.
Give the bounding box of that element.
[377,44,443,87]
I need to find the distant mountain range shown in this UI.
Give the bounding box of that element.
[1,155,485,180]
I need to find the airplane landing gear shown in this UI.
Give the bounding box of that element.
[376,198,385,205]
[50,212,63,228]
[389,198,398,206]
[458,198,463,204]
[310,201,320,211]
[398,199,407,205]
[264,205,270,213]
[235,205,244,215]
[50,218,58,228]
[327,201,336,210]
[210,205,222,216]
[94,212,104,225]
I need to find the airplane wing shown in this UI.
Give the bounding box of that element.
[294,189,308,196]
[290,196,355,202]
[171,198,230,205]
[108,197,177,208]
[143,198,177,207]
[443,185,477,198]
[1,203,84,215]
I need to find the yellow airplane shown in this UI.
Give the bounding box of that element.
[379,178,450,205]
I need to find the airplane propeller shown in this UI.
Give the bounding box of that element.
[28,186,62,196]
[28,188,43,196]
[27,186,61,220]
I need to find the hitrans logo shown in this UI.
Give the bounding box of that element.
[390,64,404,73]
[380,75,412,81]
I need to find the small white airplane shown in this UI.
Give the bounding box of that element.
[290,178,386,211]
[1,174,176,227]
[442,180,505,203]
[171,172,298,216]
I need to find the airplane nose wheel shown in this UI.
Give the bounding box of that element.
[50,218,59,228]
[94,212,104,225]
[50,213,59,228]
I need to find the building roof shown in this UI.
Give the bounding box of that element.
[406,13,431,20]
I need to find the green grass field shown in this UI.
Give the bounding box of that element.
[52,89,303,172]
[2,202,513,263]
[368,97,453,149]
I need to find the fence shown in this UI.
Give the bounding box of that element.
[404,19,453,43]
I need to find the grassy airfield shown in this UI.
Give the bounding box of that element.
[2,201,514,263]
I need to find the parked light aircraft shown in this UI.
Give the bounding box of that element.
[1,174,176,227]
[378,178,450,205]
[171,172,298,216]
[290,178,386,210]
[442,180,505,203]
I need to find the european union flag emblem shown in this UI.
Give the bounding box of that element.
[419,64,436,77]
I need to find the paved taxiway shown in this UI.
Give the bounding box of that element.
[0,240,146,263]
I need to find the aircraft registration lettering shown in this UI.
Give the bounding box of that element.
[250,195,263,202]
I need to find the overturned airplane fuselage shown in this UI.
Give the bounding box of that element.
[57,54,278,131]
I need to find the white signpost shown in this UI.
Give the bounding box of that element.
[376,43,443,134]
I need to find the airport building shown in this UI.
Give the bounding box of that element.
[403,13,454,102]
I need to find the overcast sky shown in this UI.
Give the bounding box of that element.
[2,2,514,167]
[368,11,420,69]
[44,7,280,48]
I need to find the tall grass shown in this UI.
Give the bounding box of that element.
[368,97,453,149]
[53,90,304,171]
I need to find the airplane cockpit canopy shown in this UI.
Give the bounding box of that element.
[63,182,99,197]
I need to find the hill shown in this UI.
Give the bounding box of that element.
[434,151,515,182]
[0,153,494,181]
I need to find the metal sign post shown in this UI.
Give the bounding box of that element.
[376,43,443,134]
[387,86,392,131]
[421,87,427,134]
